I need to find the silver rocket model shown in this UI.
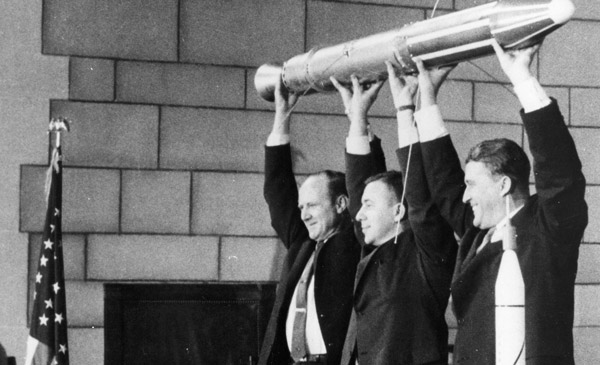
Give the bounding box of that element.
[495,199,526,365]
[255,0,575,101]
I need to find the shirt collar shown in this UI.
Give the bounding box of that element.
[490,204,524,243]
[476,204,525,254]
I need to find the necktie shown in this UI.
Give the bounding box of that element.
[290,241,324,361]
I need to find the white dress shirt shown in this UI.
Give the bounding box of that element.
[285,249,327,355]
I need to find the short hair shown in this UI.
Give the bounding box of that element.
[309,170,348,203]
[364,170,404,204]
[465,138,531,192]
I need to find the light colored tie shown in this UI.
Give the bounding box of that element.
[290,241,323,361]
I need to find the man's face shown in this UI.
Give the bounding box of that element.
[462,161,505,229]
[298,176,341,241]
[356,180,399,246]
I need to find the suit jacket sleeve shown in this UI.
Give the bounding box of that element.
[370,136,387,175]
[396,144,457,267]
[264,144,309,249]
[345,136,387,246]
[523,99,588,240]
[420,134,473,238]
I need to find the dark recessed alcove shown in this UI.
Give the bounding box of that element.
[104,283,276,365]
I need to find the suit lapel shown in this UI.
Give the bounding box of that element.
[354,244,384,292]
[455,229,482,277]
[455,228,504,281]
[462,229,486,268]
[341,309,358,365]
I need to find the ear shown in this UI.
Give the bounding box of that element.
[335,195,349,214]
[499,175,513,197]
[393,203,406,222]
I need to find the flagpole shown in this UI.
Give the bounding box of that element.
[26,117,71,365]
[45,118,70,203]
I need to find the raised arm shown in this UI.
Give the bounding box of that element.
[415,59,474,237]
[387,61,457,268]
[491,40,587,237]
[331,75,386,219]
[263,77,308,248]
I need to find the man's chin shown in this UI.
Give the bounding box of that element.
[361,232,372,244]
[309,231,325,241]
[472,220,494,230]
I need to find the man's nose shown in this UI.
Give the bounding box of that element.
[356,208,365,221]
[300,208,310,221]
[462,189,470,204]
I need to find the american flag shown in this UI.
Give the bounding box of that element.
[25,146,69,365]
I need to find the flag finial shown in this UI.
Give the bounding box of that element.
[48,117,71,148]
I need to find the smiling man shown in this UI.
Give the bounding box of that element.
[418,41,588,364]
[332,68,456,365]
[462,138,531,232]
[259,78,361,365]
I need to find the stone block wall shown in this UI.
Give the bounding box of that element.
[2,0,599,363]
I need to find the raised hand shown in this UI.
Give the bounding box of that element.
[491,39,541,86]
[414,58,455,107]
[273,75,299,132]
[330,74,385,132]
[386,61,418,109]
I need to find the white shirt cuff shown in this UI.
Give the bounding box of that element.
[513,77,551,113]
[346,135,371,155]
[266,133,290,146]
[397,111,419,148]
[414,105,449,143]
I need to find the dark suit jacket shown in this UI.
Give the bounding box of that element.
[340,142,456,365]
[420,100,588,364]
[259,144,361,365]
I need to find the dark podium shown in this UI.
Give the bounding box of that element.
[104,283,276,365]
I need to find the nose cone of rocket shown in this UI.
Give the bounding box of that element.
[490,0,576,48]
[549,0,575,24]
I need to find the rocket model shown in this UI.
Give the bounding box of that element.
[495,199,526,365]
[255,0,575,101]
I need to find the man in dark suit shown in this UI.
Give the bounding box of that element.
[331,67,456,364]
[259,78,362,365]
[417,41,588,364]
